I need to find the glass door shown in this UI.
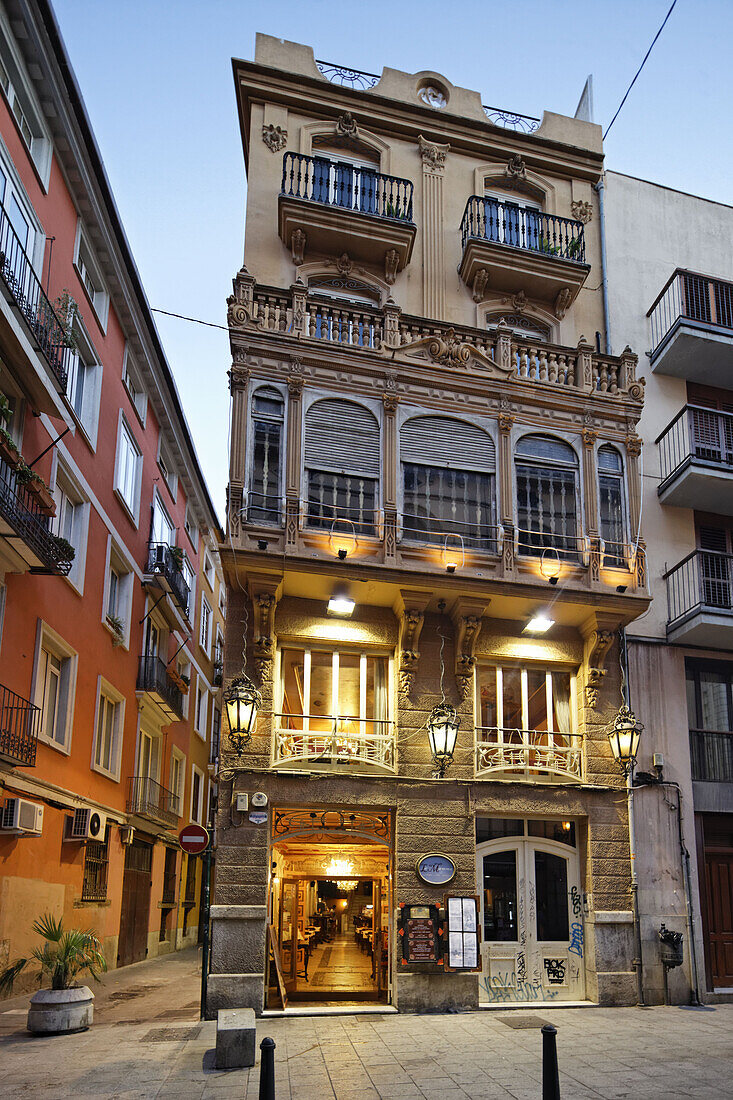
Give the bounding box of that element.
[477,835,585,1003]
[278,880,298,994]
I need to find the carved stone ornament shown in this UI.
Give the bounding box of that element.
[287,371,304,396]
[382,391,400,413]
[336,111,358,138]
[582,623,615,708]
[505,154,527,181]
[571,199,593,224]
[582,427,598,447]
[384,248,399,286]
[290,228,306,266]
[418,134,450,172]
[262,123,287,153]
[585,667,606,709]
[226,295,249,330]
[453,612,484,700]
[625,433,642,458]
[554,287,572,320]
[498,412,515,434]
[399,327,511,374]
[335,252,353,275]
[472,267,489,303]
[397,600,429,697]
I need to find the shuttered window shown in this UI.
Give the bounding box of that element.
[304,399,380,535]
[516,434,579,560]
[698,525,732,609]
[400,417,496,549]
[250,388,283,524]
[598,445,626,567]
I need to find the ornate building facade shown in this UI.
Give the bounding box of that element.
[210,36,658,1014]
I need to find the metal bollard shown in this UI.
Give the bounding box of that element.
[259,1037,276,1100]
[541,1024,560,1100]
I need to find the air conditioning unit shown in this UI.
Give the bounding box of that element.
[1,797,43,835]
[66,807,106,841]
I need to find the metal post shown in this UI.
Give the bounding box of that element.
[541,1024,560,1100]
[259,1037,276,1100]
[199,842,212,1020]
[628,765,645,1006]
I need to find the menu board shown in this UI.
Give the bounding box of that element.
[400,903,440,964]
[444,895,481,972]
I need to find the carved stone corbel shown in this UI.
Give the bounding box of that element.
[581,614,617,709]
[450,599,488,701]
[290,228,306,266]
[249,576,283,684]
[394,590,433,696]
[554,287,572,320]
[384,249,399,285]
[262,123,287,152]
[472,267,489,303]
[418,134,450,172]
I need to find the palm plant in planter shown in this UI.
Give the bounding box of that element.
[106,613,125,646]
[0,913,107,1034]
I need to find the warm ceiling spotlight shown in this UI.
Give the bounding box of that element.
[524,614,555,634]
[257,539,268,551]
[327,595,355,617]
[446,563,456,574]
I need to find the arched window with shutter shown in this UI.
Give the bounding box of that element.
[515,434,579,559]
[304,398,380,535]
[598,445,627,567]
[400,416,497,549]
[249,387,284,525]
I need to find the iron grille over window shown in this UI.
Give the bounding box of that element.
[402,464,495,548]
[598,445,626,567]
[304,398,380,536]
[81,832,109,902]
[516,435,579,560]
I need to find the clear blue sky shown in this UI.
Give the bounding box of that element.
[53,0,733,521]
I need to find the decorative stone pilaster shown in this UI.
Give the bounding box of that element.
[383,297,402,348]
[227,265,256,328]
[495,320,512,374]
[582,427,599,538]
[625,432,643,547]
[450,598,487,701]
[285,363,304,549]
[227,362,250,538]
[497,412,515,527]
[382,391,399,565]
[418,135,450,321]
[394,589,433,696]
[576,335,594,393]
[290,279,307,337]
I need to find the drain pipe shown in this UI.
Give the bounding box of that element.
[594,174,612,355]
[619,629,645,1006]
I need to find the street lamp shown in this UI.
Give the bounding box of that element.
[427,701,459,777]
[223,673,262,756]
[607,704,644,775]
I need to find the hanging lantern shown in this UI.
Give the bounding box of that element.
[427,701,459,777]
[607,703,643,774]
[223,673,262,755]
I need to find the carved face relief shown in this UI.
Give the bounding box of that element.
[262,124,287,153]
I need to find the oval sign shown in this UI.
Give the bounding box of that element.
[416,853,456,886]
[179,823,209,855]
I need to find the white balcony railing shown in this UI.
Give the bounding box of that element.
[274,715,395,772]
[475,726,583,782]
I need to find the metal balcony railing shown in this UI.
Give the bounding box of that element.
[461,196,586,263]
[126,775,179,827]
[648,269,733,354]
[666,549,733,628]
[516,528,588,564]
[274,715,396,772]
[0,197,72,390]
[146,542,190,617]
[281,152,414,223]
[136,655,184,721]
[400,513,502,554]
[690,729,733,783]
[0,681,40,766]
[0,455,73,575]
[475,727,583,782]
[483,105,541,133]
[657,405,733,488]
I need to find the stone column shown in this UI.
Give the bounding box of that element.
[382,392,399,563]
[228,362,249,538]
[418,135,450,321]
[625,433,643,539]
[582,428,599,538]
[285,364,304,549]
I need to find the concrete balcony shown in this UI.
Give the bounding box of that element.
[278,152,416,277]
[458,196,589,307]
[657,405,733,514]
[648,269,733,383]
[665,549,733,646]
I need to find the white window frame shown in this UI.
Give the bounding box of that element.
[218,584,226,617]
[0,11,52,186]
[157,435,178,501]
[0,140,44,273]
[200,594,212,655]
[32,621,78,755]
[136,726,161,783]
[91,677,124,781]
[65,314,102,449]
[114,413,143,523]
[122,344,147,425]
[73,221,109,331]
[190,765,206,825]
[195,682,208,740]
[101,535,134,649]
[184,505,198,551]
[51,458,90,593]
[203,550,214,591]
[170,749,184,817]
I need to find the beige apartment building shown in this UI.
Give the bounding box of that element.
[210,36,656,1015]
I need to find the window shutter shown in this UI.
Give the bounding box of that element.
[516,434,577,466]
[598,445,622,472]
[304,399,380,477]
[698,526,728,553]
[400,416,495,472]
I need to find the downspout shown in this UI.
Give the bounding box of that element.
[594,174,612,355]
[619,628,645,1005]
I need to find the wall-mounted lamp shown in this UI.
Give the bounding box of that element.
[443,533,465,575]
[427,702,459,777]
[608,704,644,776]
[330,518,357,561]
[540,547,561,586]
[327,595,355,617]
[223,673,262,756]
[524,613,555,635]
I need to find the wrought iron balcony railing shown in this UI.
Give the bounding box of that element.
[281,152,414,223]
[401,513,501,554]
[0,681,40,766]
[666,549,733,628]
[690,729,733,783]
[146,542,190,617]
[136,655,184,721]
[516,528,588,564]
[274,715,396,772]
[126,775,179,827]
[0,197,72,390]
[649,269,733,355]
[483,105,540,133]
[475,726,583,782]
[657,405,733,488]
[461,196,586,263]
[0,455,73,575]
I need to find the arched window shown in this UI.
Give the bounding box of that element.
[486,311,551,342]
[515,435,579,559]
[598,445,627,566]
[304,398,380,535]
[400,416,497,549]
[249,387,284,525]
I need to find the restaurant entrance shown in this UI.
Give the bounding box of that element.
[267,807,392,1008]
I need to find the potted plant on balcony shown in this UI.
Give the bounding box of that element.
[0,392,20,468]
[167,665,185,692]
[21,468,56,518]
[169,545,185,570]
[50,535,75,568]
[0,912,107,1034]
[106,613,125,647]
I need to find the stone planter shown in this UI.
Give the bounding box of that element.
[27,986,94,1034]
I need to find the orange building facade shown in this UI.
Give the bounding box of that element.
[0,0,223,985]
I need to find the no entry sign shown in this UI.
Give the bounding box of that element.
[179,823,209,855]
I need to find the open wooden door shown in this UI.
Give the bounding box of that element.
[279,879,298,997]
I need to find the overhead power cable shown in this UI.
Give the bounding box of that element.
[151,306,229,332]
[603,0,678,140]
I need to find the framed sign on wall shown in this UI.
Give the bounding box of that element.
[415,853,456,886]
[443,895,481,972]
[399,903,441,964]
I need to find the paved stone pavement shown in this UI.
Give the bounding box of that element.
[1,949,732,1098]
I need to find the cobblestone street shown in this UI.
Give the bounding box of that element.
[1,949,732,1098]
